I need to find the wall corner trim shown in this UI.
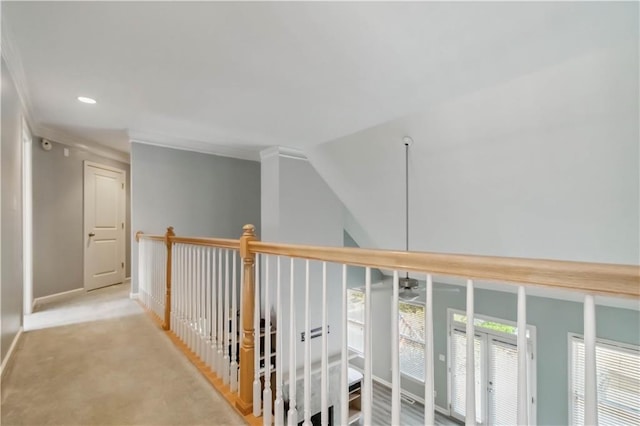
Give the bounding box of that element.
[1,327,24,378]
[32,288,85,309]
[260,146,307,162]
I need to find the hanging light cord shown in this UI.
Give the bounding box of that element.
[405,142,410,280]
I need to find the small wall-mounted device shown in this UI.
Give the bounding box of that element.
[301,325,330,342]
[41,139,53,151]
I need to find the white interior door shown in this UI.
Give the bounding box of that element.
[84,161,126,291]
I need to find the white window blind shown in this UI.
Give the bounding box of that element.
[489,339,518,426]
[347,289,364,354]
[570,336,640,426]
[399,301,425,381]
[451,329,484,424]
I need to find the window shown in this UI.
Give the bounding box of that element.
[569,335,640,425]
[347,289,364,354]
[399,301,425,381]
[449,310,536,425]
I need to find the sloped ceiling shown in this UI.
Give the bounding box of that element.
[3,1,634,159]
[309,37,639,265]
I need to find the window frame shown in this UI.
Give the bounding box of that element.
[347,288,365,356]
[567,333,640,426]
[398,299,427,383]
[447,308,537,425]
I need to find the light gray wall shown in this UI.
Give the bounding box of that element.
[261,152,345,369]
[343,230,382,285]
[131,142,260,293]
[1,58,24,361]
[351,279,640,425]
[31,139,131,298]
[309,37,639,266]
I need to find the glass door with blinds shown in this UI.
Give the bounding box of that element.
[449,310,536,425]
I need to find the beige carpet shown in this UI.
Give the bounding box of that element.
[1,283,245,426]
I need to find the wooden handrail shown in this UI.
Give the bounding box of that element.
[136,231,240,249]
[250,241,640,298]
[170,236,240,250]
[136,233,165,242]
[136,228,638,298]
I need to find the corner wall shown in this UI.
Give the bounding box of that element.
[1,57,24,362]
[31,139,131,298]
[130,142,260,293]
[260,149,345,370]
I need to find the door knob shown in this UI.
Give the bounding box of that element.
[88,233,95,237]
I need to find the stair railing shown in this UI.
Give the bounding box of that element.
[136,224,639,426]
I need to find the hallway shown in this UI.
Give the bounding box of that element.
[1,283,245,426]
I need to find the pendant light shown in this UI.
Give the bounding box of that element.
[399,136,419,300]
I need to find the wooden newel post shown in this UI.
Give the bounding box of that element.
[164,226,175,331]
[237,224,257,414]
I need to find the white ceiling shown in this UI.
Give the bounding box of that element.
[3,1,632,159]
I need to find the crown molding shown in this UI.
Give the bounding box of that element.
[39,126,130,164]
[259,146,307,162]
[129,130,260,162]
[1,16,37,132]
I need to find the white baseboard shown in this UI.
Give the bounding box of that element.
[351,367,451,417]
[1,327,23,377]
[32,288,84,309]
[129,292,139,300]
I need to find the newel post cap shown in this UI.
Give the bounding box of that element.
[242,224,256,237]
[240,224,257,259]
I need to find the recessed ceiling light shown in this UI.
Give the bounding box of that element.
[77,96,96,104]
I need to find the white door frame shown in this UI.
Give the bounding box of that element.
[83,161,126,290]
[22,118,33,315]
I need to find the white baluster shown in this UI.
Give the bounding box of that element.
[187,246,192,350]
[171,244,176,331]
[466,279,476,426]
[303,259,311,426]
[391,271,400,426]
[340,264,348,426]
[363,267,372,425]
[200,247,207,360]
[211,248,218,371]
[321,262,328,426]
[230,250,239,392]
[584,295,598,426]
[274,256,284,426]
[288,258,298,426]
[196,246,203,359]
[176,245,181,340]
[138,240,143,305]
[253,254,262,417]
[218,249,224,375]
[237,251,244,396]
[517,286,529,426]
[223,250,230,385]
[204,247,210,368]
[191,246,197,352]
[424,274,435,426]
[207,248,217,373]
[264,255,273,426]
